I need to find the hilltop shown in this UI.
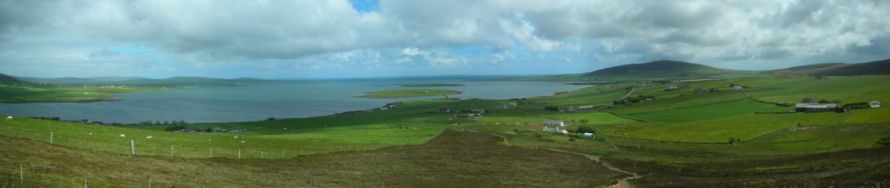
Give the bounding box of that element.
[581,60,736,80]
[0,73,26,84]
[772,59,890,76]
[19,76,274,86]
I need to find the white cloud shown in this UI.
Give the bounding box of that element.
[1,0,889,77]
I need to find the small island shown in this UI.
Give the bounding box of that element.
[399,83,465,87]
[362,89,462,98]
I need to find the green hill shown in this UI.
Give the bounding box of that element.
[770,59,890,76]
[769,63,847,75]
[0,73,26,84]
[582,60,733,80]
[816,59,890,76]
[20,76,273,86]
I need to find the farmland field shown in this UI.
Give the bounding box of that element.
[2,75,890,187]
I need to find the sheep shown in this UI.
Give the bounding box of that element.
[146,136,153,139]
[119,134,126,138]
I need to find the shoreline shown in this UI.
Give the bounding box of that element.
[1,83,591,125]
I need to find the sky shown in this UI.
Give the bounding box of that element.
[1,0,889,79]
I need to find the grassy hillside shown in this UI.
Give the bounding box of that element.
[2,74,890,186]
[0,84,163,103]
[0,73,25,84]
[770,58,890,76]
[769,63,847,75]
[817,58,890,76]
[0,130,621,187]
[582,60,742,80]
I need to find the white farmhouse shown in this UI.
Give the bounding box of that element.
[542,120,568,134]
[870,101,882,108]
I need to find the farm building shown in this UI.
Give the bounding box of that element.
[560,106,577,113]
[380,102,402,110]
[471,109,487,114]
[871,101,882,108]
[578,105,595,110]
[795,103,838,112]
[664,85,679,91]
[542,120,568,134]
[693,88,720,94]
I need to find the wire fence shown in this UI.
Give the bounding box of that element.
[0,160,348,187]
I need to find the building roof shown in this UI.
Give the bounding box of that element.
[795,103,838,108]
[543,120,564,128]
[543,120,563,124]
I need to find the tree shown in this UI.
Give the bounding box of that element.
[576,125,596,134]
[544,106,560,111]
[727,137,742,145]
[165,125,187,132]
[878,136,890,146]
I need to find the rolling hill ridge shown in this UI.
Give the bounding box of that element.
[582,60,734,80]
[0,73,26,84]
[771,58,890,76]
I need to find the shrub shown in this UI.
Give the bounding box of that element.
[727,137,742,145]
[165,125,187,132]
[575,125,596,134]
[878,136,890,146]
[544,106,560,111]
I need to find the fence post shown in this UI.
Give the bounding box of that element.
[50,131,54,144]
[84,176,88,188]
[130,139,136,156]
[148,178,152,188]
[19,163,23,185]
[170,145,174,157]
[210,148,214,158]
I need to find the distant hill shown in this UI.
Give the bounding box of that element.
[771,59,890,76]
[816,59,890,76]
[769,63,847,76]
[19,76,276,86]
[582,60,733,80]
[0,73,26,84]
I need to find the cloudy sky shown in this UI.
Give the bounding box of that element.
[1,0,889,79]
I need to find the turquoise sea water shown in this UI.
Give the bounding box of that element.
[0,80,582,123]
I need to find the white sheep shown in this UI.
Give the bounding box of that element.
[119,134,126,138]
[5,116,12,120]
[146,136,153,139]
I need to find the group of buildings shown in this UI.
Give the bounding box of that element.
[794,99,881,113]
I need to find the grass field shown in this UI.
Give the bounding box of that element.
[0,84,163,103]
[362,89,462,98]
[0,130,622,187]
[2,74,890,186]
[627,99,789,123]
